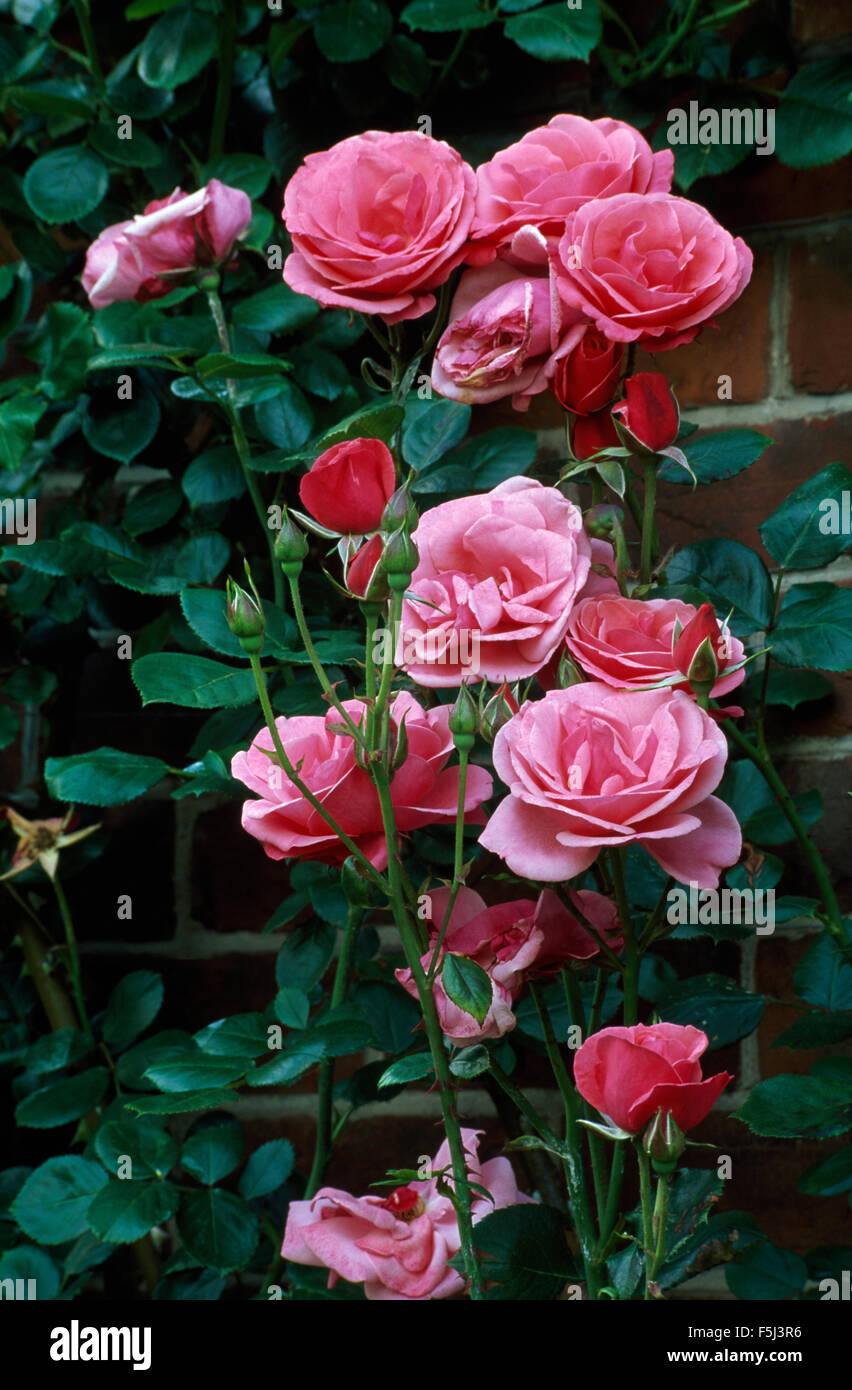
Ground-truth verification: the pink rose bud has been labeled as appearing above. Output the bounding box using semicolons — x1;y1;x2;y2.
672;603;727;686
552;329;623;415
299;437;396;536
574;1023;732;1135
612;372;680;455
82;179;252;309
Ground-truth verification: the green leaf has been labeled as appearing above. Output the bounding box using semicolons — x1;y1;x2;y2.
352;980;420;1053
314;1;393;62
666;539;773;636
3;665;56;705
415;427;537;494
238;1139;295;1199
797;1148;852;1196
11;1157;109;1243
231;284;319;335
289;345;349;401
15;1068;109;1128
115;1028;195;1091
274;986;311;1030
762;668;833;709
196;352;289;381
775;59;852;169
669;128;753;191
94;1118;178;1179
25;1027;90;1076
659;429;772;485
378;1053;435;1089
403;396;470;470
465;1204;572;1299
441;953;492;1025
451;1045;491;1079
180;586;295;660
0;706;19;750
760;463;852;569
203;153;273;199
87;1179;179;1244
177;1189;258;1273
796;934;852;1012
123;1088;238;1115
0;261;32;344
137;4;218;88
181;1121;243;1184
23;145;108;223
726;1241;808;1300
143;1051;250;1093
382;34;431;95
89;123;163;168
735;1074;852;1139
0;397;47;469
28;303;93;401
505;0;601;60
132;653;257;709
254;382;315;451
194;1014;271;1058
181;445;245;508
771;584;852;670
247;1036;326;1087
124;480;183;536
0;1246;60;1299
104;971;164;1051
45;747;169;806
401;0;494;30
657;973;763;1049
772;1013;852;1048
276;923;337;993
82;389;160;463
744;788;822;846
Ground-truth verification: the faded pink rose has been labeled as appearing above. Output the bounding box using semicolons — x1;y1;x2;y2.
397;477;592;687
82;180;252;309
431;227;586;410
565;595;746;699
552;192;752;351
574;1023;732;1134
231;692;492;870
281;1128;534;1300
396;884;622;1045
480;683;741;887
282;130;488;324
472;115;673;249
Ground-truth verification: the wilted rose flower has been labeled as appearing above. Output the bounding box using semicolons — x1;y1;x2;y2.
82;180;252;308
397;477;592;687
282;130;488;324
480;682;741;887
574;1023;732;1134
299;437;396;535
281;1128;534;1300
552;192;752;350
472;115;673;250
231;693;492;870
565;595;746;699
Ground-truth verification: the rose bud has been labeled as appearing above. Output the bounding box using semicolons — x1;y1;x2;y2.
612;372;680;455
569;408;620;461
381;526;419;591
299;437;396;536
642;1109;686;1174
273;508;309;578
672;603;729;693
225;576;265;653
449;682;478;753
552;330;623;415
345;535;387;601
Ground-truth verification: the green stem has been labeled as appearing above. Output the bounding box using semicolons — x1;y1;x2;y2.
562;970;607;1224
650;1173;670;1285
204;288;283;608
487;1057;562;1147
71;0;106;100
52;876;91;1037
247;652;387;894
305;904;361;1197
286;573;364;742
633;0;703;81
209;0;237;161
609;849;639;1024
636;1143;655;1299
530;982;601;1298
639;460;657;586
724;720;850;953
427;747;468;977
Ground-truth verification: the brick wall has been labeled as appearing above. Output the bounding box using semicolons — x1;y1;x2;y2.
5;8;851;1296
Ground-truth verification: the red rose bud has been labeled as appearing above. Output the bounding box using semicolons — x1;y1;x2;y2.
672;603;725;684
345;534;387;600
570;408;620;461
381;1186;425;1221
611;372;680;455
299;437;396;535
553;330;623;415
225;577;265;653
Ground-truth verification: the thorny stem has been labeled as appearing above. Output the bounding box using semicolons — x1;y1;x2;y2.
305;902;362;1197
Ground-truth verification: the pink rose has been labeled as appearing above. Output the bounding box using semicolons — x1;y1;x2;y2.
82;180;252;309
552;192;753;350
574;1023;732;1134
480;683;741;887
431;227;586;410
396;885;621;1045
565;595;746;699
231;692;493;870
282;1128;534;1300
397;477;592;687
282;130;488;325
472;115;673;249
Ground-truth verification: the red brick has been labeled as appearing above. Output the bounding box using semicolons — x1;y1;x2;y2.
790;0;852;45
789;227;852;394
708;155;852;229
